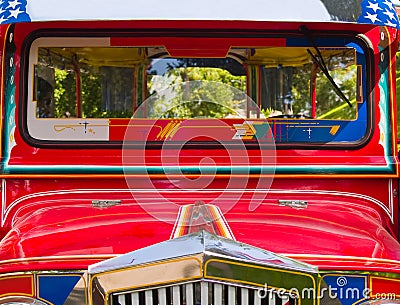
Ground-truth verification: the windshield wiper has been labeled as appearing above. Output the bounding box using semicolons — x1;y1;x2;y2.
299;25;352;108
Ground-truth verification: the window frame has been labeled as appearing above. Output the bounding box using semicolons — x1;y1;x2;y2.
19;28;374;149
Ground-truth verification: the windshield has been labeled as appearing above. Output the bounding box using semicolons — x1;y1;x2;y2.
28;37;367;145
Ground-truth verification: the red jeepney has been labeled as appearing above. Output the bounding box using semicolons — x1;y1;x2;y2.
0;0;400;304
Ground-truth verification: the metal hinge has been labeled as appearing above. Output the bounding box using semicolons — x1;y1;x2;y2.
92;199;121;209
278;199;308;209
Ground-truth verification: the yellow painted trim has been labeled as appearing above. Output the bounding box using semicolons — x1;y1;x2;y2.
285;254;400;266
319;273;368;305
0;25;11;163
36;273;87;305
89;256;203;305
0;173;397;179
0;255;115;267
369;275;400;298
0;274;34;298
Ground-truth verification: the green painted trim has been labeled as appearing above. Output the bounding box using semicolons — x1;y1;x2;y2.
2;162;395;175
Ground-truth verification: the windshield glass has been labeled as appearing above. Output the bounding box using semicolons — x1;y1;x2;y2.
28;37;366;144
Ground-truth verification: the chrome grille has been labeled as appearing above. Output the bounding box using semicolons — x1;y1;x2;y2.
112;282;297;305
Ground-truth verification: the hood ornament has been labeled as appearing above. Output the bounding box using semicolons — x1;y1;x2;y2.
171;200;235;240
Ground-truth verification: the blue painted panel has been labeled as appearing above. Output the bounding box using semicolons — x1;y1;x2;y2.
323;275;368;305
38;275;81;305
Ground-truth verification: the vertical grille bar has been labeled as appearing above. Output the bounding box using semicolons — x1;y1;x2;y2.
201;281;208;305
228;286;236;305
172;285;181;305
241;288;249;305
158;288;167;305
118;295;126;305
145;290;153;305
214;283;223;305
269;291;276;305
253;289;262;305
186;283;194;305
131;292;139;305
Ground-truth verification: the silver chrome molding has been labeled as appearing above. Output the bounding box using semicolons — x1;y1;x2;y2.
88;231;319;305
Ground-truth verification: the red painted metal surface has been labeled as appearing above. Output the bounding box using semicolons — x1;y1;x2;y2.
0;17;398;299
0;21;395;172
0;275;34;297
0;178;398;274
370;276;400;297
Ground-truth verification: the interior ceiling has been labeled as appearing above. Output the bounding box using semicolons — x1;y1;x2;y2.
38;46;354;68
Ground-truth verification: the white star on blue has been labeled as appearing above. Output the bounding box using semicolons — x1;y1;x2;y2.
0;0;29;24
358;0;400;28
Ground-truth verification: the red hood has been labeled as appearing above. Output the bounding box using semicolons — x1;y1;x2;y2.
0;190;399;271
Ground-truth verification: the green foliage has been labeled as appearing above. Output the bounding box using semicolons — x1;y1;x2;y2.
54;67;133;118
290;65;312;114
315;65;357;119
260;107;274;118
81;72;102;118
262;58;357;119
52;52;357;121
147;67;247;118
54;69;76;117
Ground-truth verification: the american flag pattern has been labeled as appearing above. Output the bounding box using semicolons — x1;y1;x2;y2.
0;0;30;24
358;0;400;28
0;0;399;29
